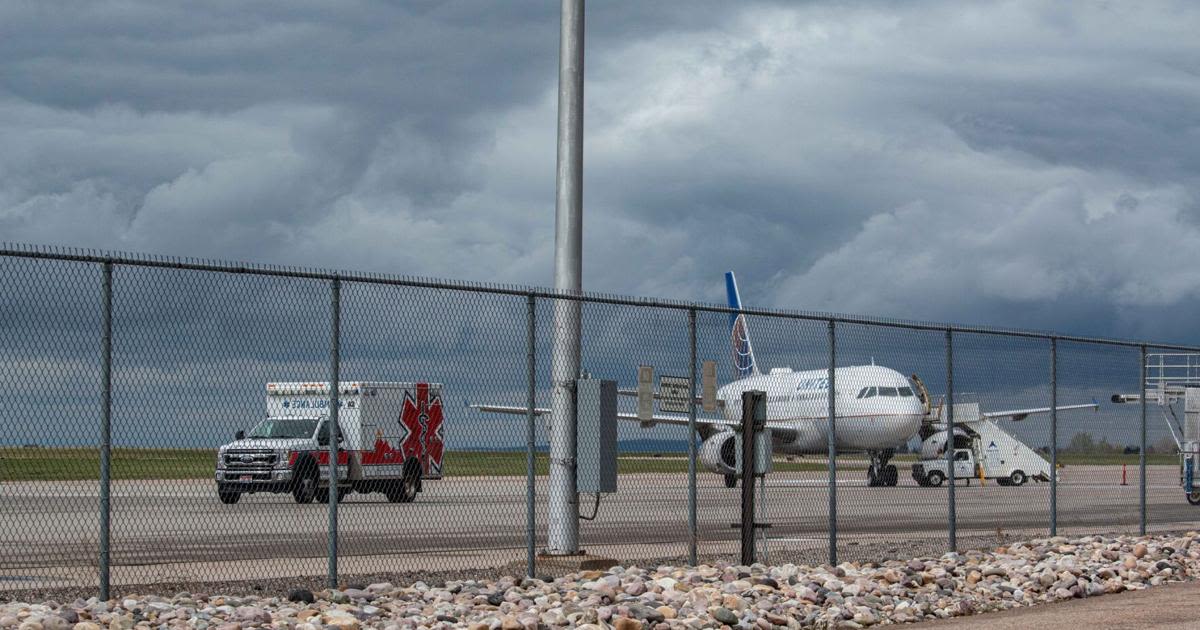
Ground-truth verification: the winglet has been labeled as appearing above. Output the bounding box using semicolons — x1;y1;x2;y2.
725;271;759;379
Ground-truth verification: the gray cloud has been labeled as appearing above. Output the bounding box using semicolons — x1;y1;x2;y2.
2;1;1200;343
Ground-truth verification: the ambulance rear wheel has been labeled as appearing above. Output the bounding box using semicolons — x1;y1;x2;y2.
386;475;419;503
1009;470;1027;487
1187;491;1200;506
724;475;737;488
926;470;946;487
218;490;241;505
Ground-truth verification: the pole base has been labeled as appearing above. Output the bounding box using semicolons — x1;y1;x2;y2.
536;552;618;573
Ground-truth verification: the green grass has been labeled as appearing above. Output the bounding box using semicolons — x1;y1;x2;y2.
0;447;216;481
1053;452;1177;466
0;447;1178;482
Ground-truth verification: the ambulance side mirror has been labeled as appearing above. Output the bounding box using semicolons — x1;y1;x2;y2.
235;430;245;441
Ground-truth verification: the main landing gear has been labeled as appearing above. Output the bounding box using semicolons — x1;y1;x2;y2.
867;449;898;487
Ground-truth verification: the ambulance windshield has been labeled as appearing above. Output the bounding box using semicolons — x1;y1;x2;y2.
247;418;320;439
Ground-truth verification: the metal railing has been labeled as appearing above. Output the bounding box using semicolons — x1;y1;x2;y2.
2;243;1199;598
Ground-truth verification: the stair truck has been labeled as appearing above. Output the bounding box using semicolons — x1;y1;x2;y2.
911;399;1055;487
215;381;444;504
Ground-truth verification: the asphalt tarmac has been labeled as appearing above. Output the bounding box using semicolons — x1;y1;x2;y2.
2;465;1198;590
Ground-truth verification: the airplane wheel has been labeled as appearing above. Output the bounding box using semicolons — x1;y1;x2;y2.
1187;491;1200;506
724;475;737;488
867;468;879;487
1009;470;1027;487
926;471;945;487
884;465;898;487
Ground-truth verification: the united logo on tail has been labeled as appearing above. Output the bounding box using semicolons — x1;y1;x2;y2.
725;271;759;379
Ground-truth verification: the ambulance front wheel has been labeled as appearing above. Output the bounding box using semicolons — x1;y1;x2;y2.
218;490;241;505
1187;491;1200;506
292;470;318;504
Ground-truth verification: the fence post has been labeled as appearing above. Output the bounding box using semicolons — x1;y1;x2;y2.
1140;345;1147;536
1050;337;1057;537
327;277;341;588
687;308;698;566
740;391;764;566
99;261;113;600
946;329;956;553
526;294;537;577
827;320;837;567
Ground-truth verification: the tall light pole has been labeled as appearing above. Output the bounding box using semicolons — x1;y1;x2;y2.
547;0;584;555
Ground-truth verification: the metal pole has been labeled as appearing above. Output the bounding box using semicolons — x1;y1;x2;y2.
547;0;584;556
687;308;698;566
99;261;112;600
758;473;768;565
1140;345;1147;536
946;329;956;553
740;391;762;566
526;295;538;576
827;320;837;566
327;277;341;587
1050;337;1057;536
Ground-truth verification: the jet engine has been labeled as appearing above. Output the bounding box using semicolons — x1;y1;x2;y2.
699;431;737;475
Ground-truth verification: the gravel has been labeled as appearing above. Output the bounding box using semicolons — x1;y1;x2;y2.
4;532;1200;628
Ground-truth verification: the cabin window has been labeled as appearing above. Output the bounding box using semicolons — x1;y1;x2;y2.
898;387;914;397
878;386;899;397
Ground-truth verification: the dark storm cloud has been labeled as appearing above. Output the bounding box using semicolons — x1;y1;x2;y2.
2;1;1200;344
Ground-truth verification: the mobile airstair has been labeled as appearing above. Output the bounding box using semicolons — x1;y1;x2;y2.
1113;353;1200;504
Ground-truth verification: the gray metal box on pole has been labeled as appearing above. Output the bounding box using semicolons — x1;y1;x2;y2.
576;377;617;494
735;429;773;475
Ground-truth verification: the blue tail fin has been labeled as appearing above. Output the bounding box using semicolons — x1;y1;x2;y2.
725;271;759;379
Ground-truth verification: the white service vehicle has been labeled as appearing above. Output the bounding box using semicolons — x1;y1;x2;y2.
215;381;445;505
911;399;1056;486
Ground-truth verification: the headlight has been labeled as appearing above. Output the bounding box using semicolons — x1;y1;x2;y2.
275;450;291;468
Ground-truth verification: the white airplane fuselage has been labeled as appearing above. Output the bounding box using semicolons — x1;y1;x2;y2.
716;364;926;453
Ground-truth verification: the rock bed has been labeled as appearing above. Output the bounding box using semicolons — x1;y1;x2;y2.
2;533;1197;629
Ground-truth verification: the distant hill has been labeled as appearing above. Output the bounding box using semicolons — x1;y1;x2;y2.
473;438;691;454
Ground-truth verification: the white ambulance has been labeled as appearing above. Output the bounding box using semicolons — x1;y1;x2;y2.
215;382;445;504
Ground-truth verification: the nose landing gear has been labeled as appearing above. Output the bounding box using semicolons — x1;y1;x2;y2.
867;449;898;487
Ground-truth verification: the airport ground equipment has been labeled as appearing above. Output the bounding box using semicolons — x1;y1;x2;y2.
912;397;1055;487
1113;353;1200;505
215;381;444;504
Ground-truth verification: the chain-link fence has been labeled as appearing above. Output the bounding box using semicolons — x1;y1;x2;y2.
3;244;1200;598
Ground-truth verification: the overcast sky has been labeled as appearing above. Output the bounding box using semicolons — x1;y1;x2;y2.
3;1;1200;343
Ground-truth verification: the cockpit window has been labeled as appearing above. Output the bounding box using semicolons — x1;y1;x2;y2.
898;387;914;397
857;387;877;399
878;386;899;397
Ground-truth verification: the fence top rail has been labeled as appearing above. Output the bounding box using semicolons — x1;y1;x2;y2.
3;242;1199;352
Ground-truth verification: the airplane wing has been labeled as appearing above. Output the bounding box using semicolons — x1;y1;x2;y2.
470;404;551;416
980;403;1099;422
468;404;797;440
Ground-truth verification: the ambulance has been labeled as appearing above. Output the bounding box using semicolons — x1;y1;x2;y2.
214;382;445;504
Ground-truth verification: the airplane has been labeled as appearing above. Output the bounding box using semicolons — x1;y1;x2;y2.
475;272;1096;488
